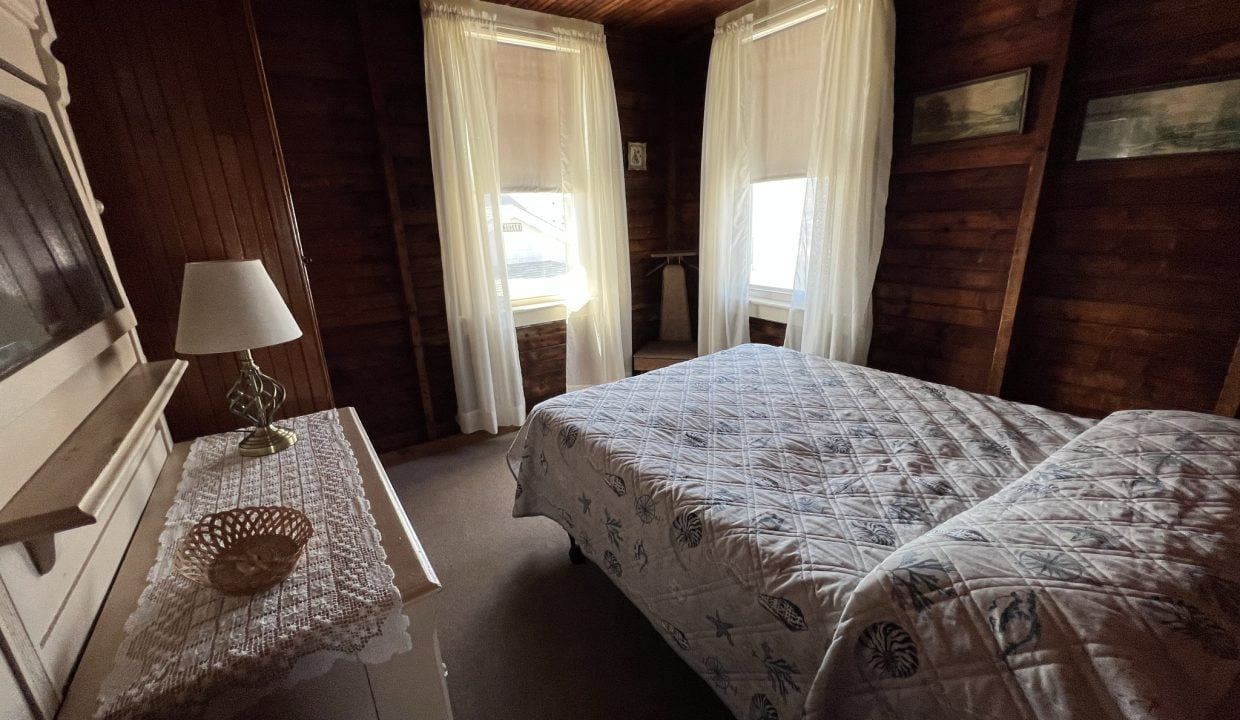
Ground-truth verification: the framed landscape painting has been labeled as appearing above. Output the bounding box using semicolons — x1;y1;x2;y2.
911;68;1030;146
1076;76;1240;160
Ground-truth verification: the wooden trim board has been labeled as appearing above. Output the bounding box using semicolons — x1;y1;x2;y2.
0;359;185;547
986;0;1079;395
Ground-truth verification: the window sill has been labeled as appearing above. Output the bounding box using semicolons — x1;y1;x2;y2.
749;287;790;324
513;300;566;328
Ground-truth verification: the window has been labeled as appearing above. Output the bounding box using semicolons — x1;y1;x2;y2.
745;10;825;302
495;39;567;308
500;191;571;302
749;177;807;293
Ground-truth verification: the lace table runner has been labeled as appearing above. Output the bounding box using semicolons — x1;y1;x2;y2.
96;409;411;720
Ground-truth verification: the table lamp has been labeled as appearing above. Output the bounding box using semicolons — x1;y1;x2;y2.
175;260;303;457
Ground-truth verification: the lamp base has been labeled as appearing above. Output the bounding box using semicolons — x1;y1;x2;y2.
238;424;298;457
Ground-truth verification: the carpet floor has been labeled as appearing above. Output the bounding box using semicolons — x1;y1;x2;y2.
386;434;735;720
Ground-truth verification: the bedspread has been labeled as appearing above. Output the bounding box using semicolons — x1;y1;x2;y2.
508;344;1091;719
807;409;1240;719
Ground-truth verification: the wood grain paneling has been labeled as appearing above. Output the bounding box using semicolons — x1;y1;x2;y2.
1003;0;1240;417
253;1;677;449
49;0;334;441
518;321;567;411
611;31;675;353
498;0;746;30
867;0;1076;394
252;0;451;452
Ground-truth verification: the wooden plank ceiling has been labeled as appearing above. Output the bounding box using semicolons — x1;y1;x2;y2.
496;0;746;29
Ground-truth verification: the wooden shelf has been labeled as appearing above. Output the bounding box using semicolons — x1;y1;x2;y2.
0;359;186;548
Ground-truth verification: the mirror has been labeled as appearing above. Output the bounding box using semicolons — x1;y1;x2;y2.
0;98;119;379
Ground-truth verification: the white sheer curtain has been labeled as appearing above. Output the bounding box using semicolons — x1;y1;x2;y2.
698;15;754;355
699;0;894;363
423;1;526;433
557;28;633;390
785;0;895;363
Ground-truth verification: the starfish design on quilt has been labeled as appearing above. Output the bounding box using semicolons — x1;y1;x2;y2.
988;590;1041;658
707;610;735;646
756;641;800;699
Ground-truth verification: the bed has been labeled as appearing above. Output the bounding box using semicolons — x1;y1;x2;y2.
508;344;1240;719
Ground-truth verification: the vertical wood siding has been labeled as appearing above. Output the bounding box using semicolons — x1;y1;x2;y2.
251;0;675;448
48;0;334;441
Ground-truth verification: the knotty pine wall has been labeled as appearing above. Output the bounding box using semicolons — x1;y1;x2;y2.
48;0;335;442
867;0;1077;395
732;0;1240;419
251;0;674;449
1004;0;1240;418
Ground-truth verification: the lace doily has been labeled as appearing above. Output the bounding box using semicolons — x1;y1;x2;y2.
95;409;411;719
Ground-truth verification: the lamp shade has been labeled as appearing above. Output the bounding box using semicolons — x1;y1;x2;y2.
175;260;302;355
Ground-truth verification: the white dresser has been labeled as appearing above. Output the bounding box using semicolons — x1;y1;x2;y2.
56;408;453;720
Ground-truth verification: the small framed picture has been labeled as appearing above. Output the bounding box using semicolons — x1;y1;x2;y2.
911;68;1031;146
1076;76;1240;160
627;141;647;171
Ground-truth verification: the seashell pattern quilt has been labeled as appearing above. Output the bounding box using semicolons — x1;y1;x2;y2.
508;344;1240;718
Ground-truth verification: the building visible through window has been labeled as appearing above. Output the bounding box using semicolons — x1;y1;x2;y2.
499;191;570;301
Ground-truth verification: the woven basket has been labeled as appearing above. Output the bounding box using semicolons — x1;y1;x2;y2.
175;506;313;596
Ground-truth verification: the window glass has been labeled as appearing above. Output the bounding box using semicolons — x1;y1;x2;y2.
500;191;570;301
749;177;807;292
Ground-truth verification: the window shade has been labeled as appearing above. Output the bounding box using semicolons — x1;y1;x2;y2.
496;41;561;192
753;13;825;181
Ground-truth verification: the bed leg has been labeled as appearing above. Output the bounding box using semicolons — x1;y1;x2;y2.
567;534;586;565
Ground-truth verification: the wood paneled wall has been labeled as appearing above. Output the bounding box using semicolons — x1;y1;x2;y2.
48;0;334;441
674;0;1239;419
251;0;452;452
252;0;675;448
612;31;675;353
1004;0;1240;417
867;0;1076;394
